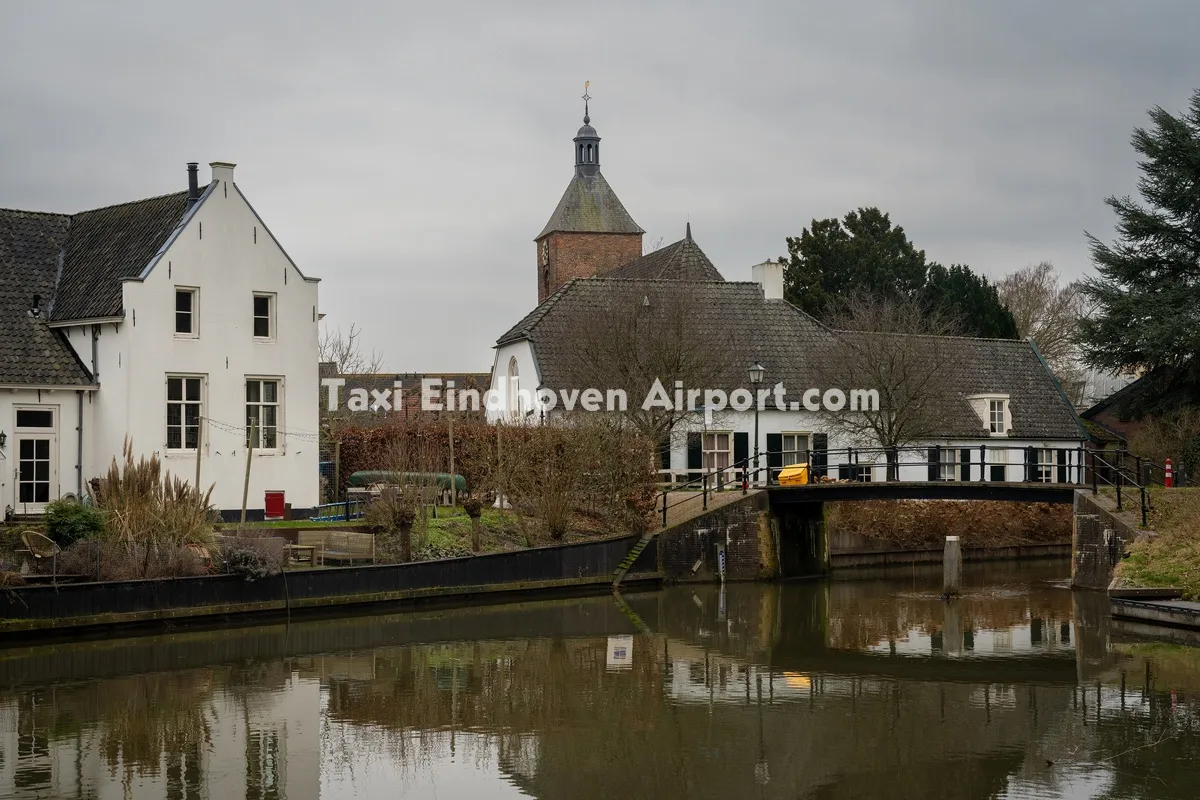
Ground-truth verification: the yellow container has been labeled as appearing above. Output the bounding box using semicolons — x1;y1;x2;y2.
777;463;809;486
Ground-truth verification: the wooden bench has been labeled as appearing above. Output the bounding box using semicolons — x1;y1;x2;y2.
297;530;375;566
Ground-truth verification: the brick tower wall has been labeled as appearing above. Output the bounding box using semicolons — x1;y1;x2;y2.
537;231;643;304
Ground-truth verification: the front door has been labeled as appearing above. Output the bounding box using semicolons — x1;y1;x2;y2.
13;407;58;514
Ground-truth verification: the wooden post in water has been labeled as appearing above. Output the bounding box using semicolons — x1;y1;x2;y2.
943;535;962;597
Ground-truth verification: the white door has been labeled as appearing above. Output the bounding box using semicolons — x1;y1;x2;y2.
13;407;58;514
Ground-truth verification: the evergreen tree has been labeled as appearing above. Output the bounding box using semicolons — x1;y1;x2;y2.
1080;90;1200;397
782;207;1018;339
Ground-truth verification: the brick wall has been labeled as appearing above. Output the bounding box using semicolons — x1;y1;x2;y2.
1072;491;1140;590
658;493;778;582
536;231;643;303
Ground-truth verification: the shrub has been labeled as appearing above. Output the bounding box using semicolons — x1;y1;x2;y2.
365;487;417;533
43;498;106;546
224;546;275;582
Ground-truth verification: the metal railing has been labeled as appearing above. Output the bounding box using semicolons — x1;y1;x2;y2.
656;443;1094;528
1088;449;1154;527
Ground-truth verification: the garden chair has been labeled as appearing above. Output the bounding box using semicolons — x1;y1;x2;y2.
17;531;60;580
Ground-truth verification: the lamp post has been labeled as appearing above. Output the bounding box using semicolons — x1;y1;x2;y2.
748;363;765;486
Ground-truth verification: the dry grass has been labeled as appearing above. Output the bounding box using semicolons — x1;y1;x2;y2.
826;499;1072;548
1116;488;1200;598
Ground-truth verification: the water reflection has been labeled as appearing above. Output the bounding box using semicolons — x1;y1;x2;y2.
1;561;1198;798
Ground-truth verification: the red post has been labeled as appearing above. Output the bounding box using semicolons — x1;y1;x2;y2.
1165;458;1174;488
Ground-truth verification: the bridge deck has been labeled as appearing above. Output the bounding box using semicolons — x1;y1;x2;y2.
767;481;1080;505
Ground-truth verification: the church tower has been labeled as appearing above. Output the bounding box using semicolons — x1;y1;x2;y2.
535;89;644;303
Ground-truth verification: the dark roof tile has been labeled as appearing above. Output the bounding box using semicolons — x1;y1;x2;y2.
536;172;643;239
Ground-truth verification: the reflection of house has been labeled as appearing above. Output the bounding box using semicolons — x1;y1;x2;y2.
487;104;1086;484
1;162;320;516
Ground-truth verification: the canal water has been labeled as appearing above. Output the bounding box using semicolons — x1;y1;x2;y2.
2;560;1199;799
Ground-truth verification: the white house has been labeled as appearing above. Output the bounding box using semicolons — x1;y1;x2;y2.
487;234;1088;485
0;162;320;517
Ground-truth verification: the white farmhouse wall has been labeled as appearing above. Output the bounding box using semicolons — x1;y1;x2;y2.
486;340;542;424
0;387;94;514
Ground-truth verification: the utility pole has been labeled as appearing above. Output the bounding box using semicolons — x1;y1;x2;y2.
448;414;457;510
241;417;258;525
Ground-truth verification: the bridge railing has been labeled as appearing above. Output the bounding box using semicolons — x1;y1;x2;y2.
1087;449;1152;527
656;443;1092;528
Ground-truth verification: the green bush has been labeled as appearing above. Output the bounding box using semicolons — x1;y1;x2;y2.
44;498;106;546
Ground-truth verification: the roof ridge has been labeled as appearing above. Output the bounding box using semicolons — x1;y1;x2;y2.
830;328;1033;345
69;189;191;217
0;207;71;220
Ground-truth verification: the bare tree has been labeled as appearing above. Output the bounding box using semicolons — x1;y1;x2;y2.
319;322;384;374
816;294;963;479
560;281;734;444
997;262;1086;400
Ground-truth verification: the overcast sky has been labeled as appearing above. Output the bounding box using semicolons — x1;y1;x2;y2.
2;1;1198;372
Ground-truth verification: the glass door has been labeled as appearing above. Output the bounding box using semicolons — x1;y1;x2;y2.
13;406;57;514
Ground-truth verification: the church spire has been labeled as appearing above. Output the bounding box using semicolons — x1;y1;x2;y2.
574;81;600;178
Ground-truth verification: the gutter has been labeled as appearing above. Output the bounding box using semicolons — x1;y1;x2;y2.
77;391;84;496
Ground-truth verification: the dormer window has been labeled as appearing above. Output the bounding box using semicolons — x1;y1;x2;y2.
989;399;1006;434
175;288;198;337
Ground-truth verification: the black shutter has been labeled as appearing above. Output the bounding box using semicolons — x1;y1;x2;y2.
1056;449;1068;484
960;449;972;482
658;434;671;472
928;447;940;482
1024;447;1035;482
766;433;783;483
687;432;702;482
734;432;749;470
812;433;828;478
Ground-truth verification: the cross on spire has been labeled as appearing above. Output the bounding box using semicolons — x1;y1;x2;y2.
582;80;591;124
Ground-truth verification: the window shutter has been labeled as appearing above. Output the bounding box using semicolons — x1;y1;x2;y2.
766;433;783;482
928;448;939;482
812;433;828;478
960;449;972;482
658;434;671;472
734;432;749;469
687;432;702;481
1024;447;1035;482
1056;449;1068;484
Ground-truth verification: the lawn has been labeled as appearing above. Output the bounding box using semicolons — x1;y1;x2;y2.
1115;487;1200;598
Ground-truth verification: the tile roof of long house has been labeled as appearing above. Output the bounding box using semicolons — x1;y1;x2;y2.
494;277;1084;440
1;190;196;385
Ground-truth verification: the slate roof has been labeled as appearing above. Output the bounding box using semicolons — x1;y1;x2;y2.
495;279;1083;440
0;209;92;385
536;172;644;239
53;191;192;320
603;229;724;282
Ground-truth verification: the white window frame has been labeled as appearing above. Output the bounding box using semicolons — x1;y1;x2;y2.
988;399;1008;435
175;287;199;338
939;448;959;481
13;406;58;509
781;432;810;466
1035;449;1055;483
702;431;732;475
166;374;205;452
252;292;276;341
246;377;283;453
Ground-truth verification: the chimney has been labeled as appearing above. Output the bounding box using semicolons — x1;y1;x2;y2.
187;162;199;203
209;161;236;186
752;260;784;300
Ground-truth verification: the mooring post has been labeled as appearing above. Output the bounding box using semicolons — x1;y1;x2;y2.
943;535;962;598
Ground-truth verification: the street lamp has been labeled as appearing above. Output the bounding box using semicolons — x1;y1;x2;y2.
748;363;765;485
0;430;6;449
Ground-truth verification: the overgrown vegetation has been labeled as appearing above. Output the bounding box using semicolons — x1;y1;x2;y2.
1115;488;1200;598
1127;407;1200;481
826;500;1072;548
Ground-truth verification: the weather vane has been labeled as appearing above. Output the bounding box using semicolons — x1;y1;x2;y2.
582;80;591;122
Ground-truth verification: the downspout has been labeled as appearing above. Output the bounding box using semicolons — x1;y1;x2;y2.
77;391;84;497
91;325;99;381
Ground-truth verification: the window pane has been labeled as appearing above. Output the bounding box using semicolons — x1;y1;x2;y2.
185;424;198;450
263;381;278;403
254;317;271;338
35;439;49;459
35;484;49;503
184;404;200;427
176;311;191;334
167;378;182;401
262;428;277;449
19;484;33;503
716;434;729;450
35;461;49;482
167;405;181;427
19;460;32;481
185;378;201;402
19;439;33;458
254;295;269;316
247;381;260;402
176;291;192;313
703;434;715;449
262;405;277;428
16;410;54;428
167;428;181;449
